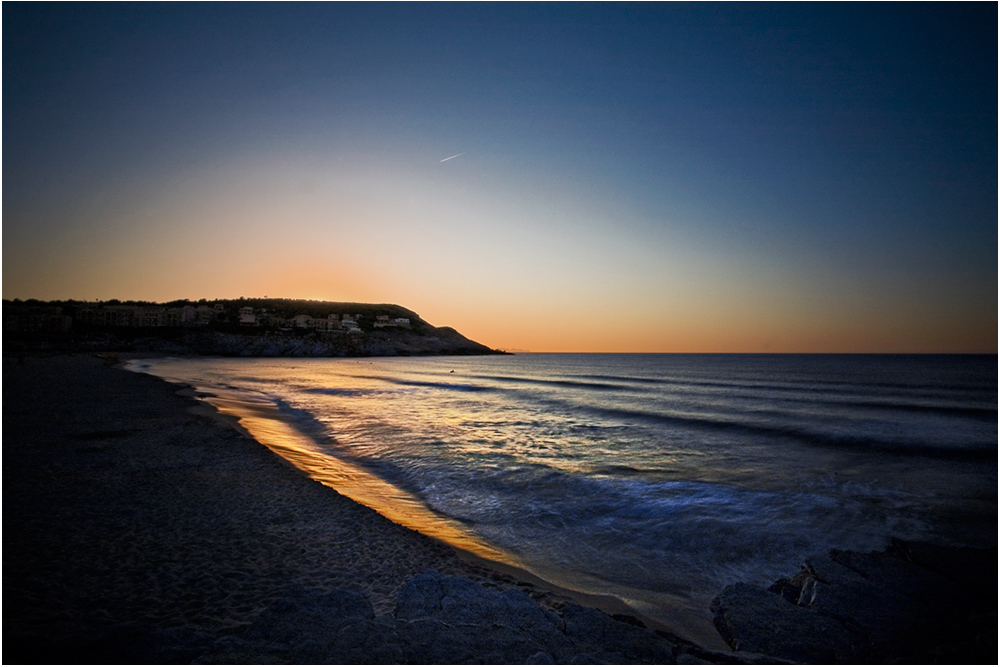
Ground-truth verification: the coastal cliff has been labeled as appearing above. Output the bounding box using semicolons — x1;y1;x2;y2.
3;298;504;357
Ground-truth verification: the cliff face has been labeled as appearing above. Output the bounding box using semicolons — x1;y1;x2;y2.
3;299;506;357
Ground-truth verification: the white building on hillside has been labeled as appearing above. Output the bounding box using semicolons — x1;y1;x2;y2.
238;307;258;326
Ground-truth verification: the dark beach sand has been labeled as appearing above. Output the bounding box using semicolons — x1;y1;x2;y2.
3;355;522;662
7;355;993;665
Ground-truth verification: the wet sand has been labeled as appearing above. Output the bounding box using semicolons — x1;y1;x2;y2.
3;355;520;661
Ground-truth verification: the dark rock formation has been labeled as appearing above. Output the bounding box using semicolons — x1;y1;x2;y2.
22;531;992;663
234;586;403;664
28;547;991;665
188;570;692;664
560;603;677;664
711;538;997;664
394;571;574;663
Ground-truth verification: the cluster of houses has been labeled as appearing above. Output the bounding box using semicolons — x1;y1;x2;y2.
3;305;75;333
236;308;410;332
238;307;364;333
4;302;411;334
4;303;222;332
72;303;222;328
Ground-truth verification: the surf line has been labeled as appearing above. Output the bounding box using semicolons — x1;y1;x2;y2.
186;384;520;565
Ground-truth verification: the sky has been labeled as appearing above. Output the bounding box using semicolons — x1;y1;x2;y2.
4;3;996;353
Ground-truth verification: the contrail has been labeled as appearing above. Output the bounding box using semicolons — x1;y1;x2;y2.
440;153;464;162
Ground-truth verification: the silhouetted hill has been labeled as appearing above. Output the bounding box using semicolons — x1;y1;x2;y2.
2;298;506;357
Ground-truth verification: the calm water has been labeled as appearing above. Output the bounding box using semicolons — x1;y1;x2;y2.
129;354;997;645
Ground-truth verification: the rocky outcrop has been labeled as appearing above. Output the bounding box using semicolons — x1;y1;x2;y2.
24;543;991;665
20;530;993;664
711;538;997;664
186;571;701;664
206;585;402;664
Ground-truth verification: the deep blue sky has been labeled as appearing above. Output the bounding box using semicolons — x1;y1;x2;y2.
4;3;996;351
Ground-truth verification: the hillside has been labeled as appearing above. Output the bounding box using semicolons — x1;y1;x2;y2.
3;298;505;357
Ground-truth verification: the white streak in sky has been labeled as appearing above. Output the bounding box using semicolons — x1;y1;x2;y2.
440;153;464;162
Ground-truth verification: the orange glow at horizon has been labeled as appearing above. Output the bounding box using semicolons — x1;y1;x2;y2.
4;153;995;355
4;4;995;357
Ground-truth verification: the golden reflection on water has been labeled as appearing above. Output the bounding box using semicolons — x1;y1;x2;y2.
202;391;521;568
201;390;734;645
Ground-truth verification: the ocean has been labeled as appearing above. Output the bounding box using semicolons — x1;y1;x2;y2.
128;353;997;645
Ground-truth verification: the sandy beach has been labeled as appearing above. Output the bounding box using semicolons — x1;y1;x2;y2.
7;355;725;665
6;354;993;665
3;355;524;662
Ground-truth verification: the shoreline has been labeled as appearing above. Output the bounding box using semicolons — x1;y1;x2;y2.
7;353;992;663
1;356;523;654
3;353;723;663
130;356;723;648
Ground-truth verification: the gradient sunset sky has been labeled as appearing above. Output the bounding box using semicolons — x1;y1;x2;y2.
4;3;996;352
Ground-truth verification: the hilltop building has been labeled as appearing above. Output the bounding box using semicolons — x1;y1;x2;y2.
238;307;258;326
374;315;410;328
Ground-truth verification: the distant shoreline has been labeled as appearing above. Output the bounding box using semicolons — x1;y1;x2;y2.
3;297;507;357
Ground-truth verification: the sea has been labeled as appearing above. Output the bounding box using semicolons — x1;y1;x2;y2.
128;353;997;646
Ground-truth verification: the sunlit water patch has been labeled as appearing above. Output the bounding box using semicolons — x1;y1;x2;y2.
129;354;997;647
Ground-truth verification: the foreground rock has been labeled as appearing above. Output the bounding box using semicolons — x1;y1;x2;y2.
711;538;997;664
21;537;993;664
194;571;712;664
17;572;729;664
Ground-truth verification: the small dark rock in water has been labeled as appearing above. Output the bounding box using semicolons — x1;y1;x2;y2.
710;538;997;664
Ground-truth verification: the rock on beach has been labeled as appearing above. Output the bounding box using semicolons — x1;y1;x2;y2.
711;539;997;664
195;571;691;665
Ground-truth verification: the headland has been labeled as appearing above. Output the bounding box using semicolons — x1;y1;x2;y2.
2;298;506;357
